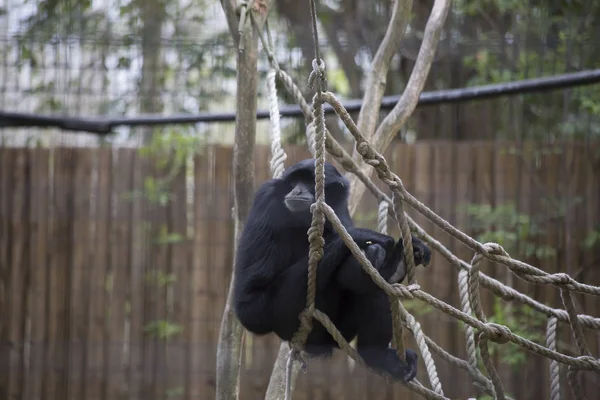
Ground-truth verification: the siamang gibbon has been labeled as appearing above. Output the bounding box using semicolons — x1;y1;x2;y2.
233;159;431;383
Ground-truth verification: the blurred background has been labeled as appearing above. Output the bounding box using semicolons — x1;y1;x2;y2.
1;0;599;399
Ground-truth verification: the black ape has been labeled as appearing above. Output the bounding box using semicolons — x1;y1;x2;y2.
233;159;431;383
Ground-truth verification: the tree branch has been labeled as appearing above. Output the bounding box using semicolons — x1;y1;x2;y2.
264;344;302;400
355;0;414;141
347;0;451;214
216;2;276;400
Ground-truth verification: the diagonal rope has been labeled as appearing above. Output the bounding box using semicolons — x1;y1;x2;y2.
561;289;590;399
252;5;600;400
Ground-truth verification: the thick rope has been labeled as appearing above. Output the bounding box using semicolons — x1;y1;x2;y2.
399;302;444;396
468;246;506;399
561;289;591;357
561;288;589;399
266;69;287;178
289;97;327;349
378;200;389;234
254;26;600;335
391;298;407;361
321;91;600;295
478;332;506;400
458;269;479;372
252;10;600;400
546;317;561;400
392;192;417;285
290;0;329;353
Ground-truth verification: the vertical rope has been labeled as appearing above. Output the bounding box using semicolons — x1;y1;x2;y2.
400;303;444;396
478;334;505;400
378;200;389;235
458;269;479;372
390;299;406;362
391;192;417;284
546;317;561;400
267;69;287;179
289;97;327;349
469;246;506;399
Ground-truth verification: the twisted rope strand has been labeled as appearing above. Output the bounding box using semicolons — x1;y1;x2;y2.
399;302;444;396
266;69;287;178
260;36;600;335
254;17;600;399
458;269;478;368
546;317;561;400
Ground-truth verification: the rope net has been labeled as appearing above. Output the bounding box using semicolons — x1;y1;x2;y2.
255;8;600;400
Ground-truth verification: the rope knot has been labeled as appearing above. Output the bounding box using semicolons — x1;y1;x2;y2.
551;272;572;285
485;323;511;344
392;283;420;299
309;201;324;214
357;141;370;156
407;283;421;292
386;179;400;190
480;242;509;258
308;59;327;92
574;355;599;370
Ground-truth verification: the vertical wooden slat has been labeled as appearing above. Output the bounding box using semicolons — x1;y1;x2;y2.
579;143;598;399
432;140;465;397
202;145;219;396
5;149;30;400
150;153;171;400
453;141;477;398
82;148;110;400
391;142;416;400
0;148;13;400
67;148;93;400
210;146;235;393
165;156;189;399
513;141;536;400
410;141;434;397
23;148;50;400
474;142;496;313
583;142;600;399
44;147;75;400
190;146;212;399
5;142;600;400
128;149;149;400
544;144;562;400
135;151;162;400
105;148;133;399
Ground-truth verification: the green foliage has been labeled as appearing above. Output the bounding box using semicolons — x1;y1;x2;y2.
456;0;600;140
124;129;201;342
139;127;203;169
155;225;185;245
146;268;177;288
486;299;546;368
124;128;203;205
143;320;184;339
583;228;600;250
463;201;553;368
463;202;556;260
165;386;185;398
402;299;434;317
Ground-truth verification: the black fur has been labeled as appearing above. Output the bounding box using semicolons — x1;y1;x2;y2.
233;159;430;382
